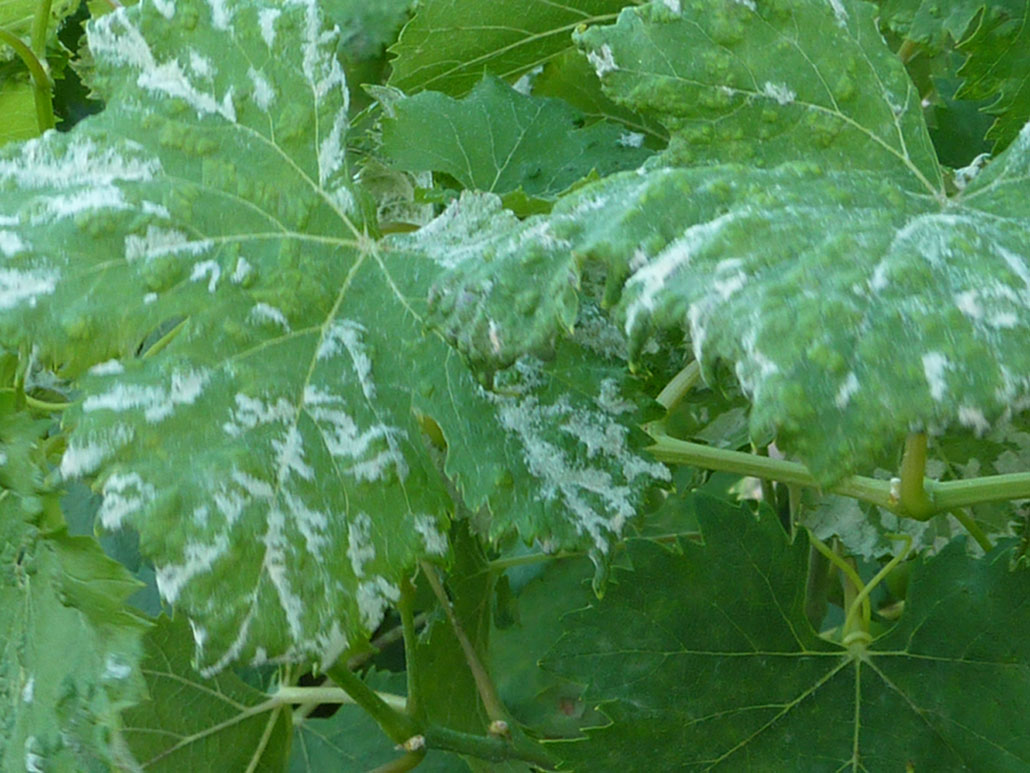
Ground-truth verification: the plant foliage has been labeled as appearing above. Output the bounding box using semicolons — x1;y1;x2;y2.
1;0;1030;770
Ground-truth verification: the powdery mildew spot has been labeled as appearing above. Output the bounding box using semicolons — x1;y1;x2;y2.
827;0;848;26
835;371;859;408
0;136;160;189
414;515;448;555
207;0;232;30
347;512;375;577
922;352;950;402
617;132;646;148
0;231;24;256
248;302;291;331
83;368;209;422
356;577;400;630
40;186;131;222
60;424;133;478
125;226;212;262
587;44;618;78
761;81;796;105
272;424;314;481
249;67;275;111
155;533;230;604
958;405;990;434
0;268;58;309
232;256;253;283
99;472;155;529
258;8;280;48
318;319;377;400
151;0;174;20
661;0;681;13
190;259;221;291
188;50;214;78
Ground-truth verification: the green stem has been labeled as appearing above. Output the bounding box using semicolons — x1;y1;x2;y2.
950;509;993;553
656;360;701;411
648;431;895;511
325;662;421;746
930;473;1030;511
398;576;422;721
0;27;54;132
809;535;870;631
843;534;912;639
898;433;934;520
419;561;509;725
30;0;52;58
24;393;71;412
141;318;188;359
423;726;555;769
896;38;919;64
487;550;583;571
272;685;406;711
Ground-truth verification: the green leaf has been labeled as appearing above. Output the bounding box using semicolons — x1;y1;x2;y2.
544;495;1030;769
957;0;1030;151
380;75;652;209
574;0;942;188
0;79;37;145
0;0;81;58
388;0;634;96
1;513;148;772
121;615;290;771
879;0;984;48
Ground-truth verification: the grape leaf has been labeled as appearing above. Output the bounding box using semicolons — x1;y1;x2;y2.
0;80;36;145
0;0;669;673
544;495;1030;770
387;0;635;96
417;0;1030;483
957;0;1030;151
1;510;148;772
879;0;984;48
0;0;80;60
573;0;943;185
380;75;652;210
121;615;290;771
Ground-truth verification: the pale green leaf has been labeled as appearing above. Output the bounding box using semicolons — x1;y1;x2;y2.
574;0;943;188
121;615;290;772
0;80;37;145
0;0;80;59
545;495;1030;770
387;0;635;96
380;75;652;206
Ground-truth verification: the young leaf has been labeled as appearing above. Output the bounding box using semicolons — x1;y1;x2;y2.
121;615;290;771
544;495;1030;769
387;0;634;96
957;0;1030;151
380;75;652;211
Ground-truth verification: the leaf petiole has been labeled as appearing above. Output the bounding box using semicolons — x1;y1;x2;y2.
809;534;870;632
842;533;912;642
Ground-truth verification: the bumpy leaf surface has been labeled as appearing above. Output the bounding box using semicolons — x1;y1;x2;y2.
380;75;652;207
121;616;290;771
420;0;1030;482
545;496;1030;770
1;511;148;772
0;0;667;673
387;0;635;95
958;0;1030;150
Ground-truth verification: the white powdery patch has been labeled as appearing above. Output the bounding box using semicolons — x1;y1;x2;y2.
624;211;739;336
512;65;544;95
318;319;377;400
356;577;400;630
272;425;314;481
207;0;232;30
303;385;409;482
40;186;130;221
223;393;295;437
617;132;646;148
25;739;43;773
0;136;160;189
88;11;236;122
712;258;748;300
835;371;860;409
0;268;58;310
954;290;982;320
190;259;221;292
733;0;757;10
89;359;124;376
827;0;848;26
954;152;991;191
83;368;209;423
922;351;950;402
125;226;212;263
102;654;133;680
248;302;291;331
315;620;349;670
99;472;156;529
188;50;214;78
21;677;33;704
155;533;230;604
490;377;669;553
0;231;24;257
587;44;618;78
319;111;349;194
414;515;448;556
596;378;635;414
958;405;991;434
259;8;281;47
280;490;329;553
60;424;133;478
661;0;681;12
347;512;376;577
998;246;1030;289
263;505;307;641
249;67;275;111
761;81;796;105
151;0;174;19
232;257;253;283
296;0;347;106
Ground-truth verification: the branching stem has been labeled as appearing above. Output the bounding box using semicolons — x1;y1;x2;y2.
325;662;420;746
0;27;54;131
809;534;870;630
656;359;701;410
899;433;934;520
949;509;992;553
843;534;912;637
